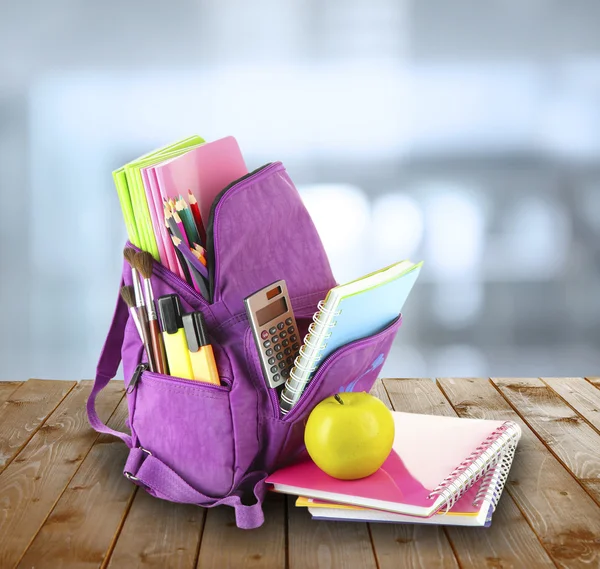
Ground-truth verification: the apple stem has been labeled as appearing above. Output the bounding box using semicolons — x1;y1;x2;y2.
334;393;344;405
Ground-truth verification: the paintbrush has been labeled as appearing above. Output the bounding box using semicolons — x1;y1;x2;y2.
134;251;169;375
124;247;156;372
120;285;143;341
123;247;143;307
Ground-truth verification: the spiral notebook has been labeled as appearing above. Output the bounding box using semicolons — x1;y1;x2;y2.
266;411;521;518
281;260;423;411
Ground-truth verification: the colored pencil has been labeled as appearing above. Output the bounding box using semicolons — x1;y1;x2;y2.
171;236;210;300
172;210;190;249
188;190;207;245
176;197;201;245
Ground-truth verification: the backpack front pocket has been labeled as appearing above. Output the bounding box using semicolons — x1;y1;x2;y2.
128;371;235;499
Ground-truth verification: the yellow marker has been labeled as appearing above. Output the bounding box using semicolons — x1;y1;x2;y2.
182;312;221;385
157;295;194;380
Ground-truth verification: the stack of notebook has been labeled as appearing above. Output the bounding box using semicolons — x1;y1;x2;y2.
266;411;521;526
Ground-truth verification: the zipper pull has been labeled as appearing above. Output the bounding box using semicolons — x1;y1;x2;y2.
127;363;148;394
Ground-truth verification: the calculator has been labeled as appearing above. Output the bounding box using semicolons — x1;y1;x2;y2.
244;280;301;389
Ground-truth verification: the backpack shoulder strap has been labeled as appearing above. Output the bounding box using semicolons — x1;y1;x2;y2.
86;281;132;447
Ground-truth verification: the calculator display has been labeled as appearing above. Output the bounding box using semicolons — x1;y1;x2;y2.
256;297;288;326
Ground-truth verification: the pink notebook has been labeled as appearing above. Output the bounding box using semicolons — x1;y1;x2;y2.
154;136;248;228
267;411;521;518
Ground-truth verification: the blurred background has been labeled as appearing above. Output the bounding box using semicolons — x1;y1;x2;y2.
1;0;600;381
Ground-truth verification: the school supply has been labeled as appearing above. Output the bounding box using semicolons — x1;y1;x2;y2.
157;294;194;380
187;190;207;244
114;136;204;260
296;495;493;527
89;160;407;529
170;236;209;280
244;280;301;389
124;247;156;372
182;311;221;385
267;411;521;518
119;285;143;341
280;260;423;415
134;252;169;375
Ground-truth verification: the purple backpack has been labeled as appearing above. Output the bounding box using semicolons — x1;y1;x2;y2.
87;162;402;529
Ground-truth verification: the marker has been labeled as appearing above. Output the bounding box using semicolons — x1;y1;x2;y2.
182;311;221;386
157;294;194;380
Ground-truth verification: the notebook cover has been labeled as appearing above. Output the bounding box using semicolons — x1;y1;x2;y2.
153;136;248;224
267;411;508;517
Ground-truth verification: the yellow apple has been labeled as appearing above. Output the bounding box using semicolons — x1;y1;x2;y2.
304;392;395;480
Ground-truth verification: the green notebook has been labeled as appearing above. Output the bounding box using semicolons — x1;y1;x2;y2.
113;135;205;259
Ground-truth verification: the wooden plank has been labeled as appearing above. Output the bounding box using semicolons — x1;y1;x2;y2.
0;380;124;569
370;523;459;569
439;377;600;569
370;378;393;409
288;495;377;569
586;377;600;389
543;377;600;434
581;481;600;507
197;492;286;569
108;491;205;569
0;381;22;407
384;378;555;569
0;379;76;474
17;397;134;569
494;377;600;480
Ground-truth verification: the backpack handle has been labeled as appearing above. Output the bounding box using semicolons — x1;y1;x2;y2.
86;280;133;447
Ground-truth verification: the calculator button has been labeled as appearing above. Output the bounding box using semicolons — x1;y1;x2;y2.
279;362;286;369
266;348;273;356
272;373;280;382
277;322;285;330
261;330;269;340
287;356;294;365
282;369;289;378
280;331;287;339
263;340;271;348
269;326;277;335
292;343;299;350
268;357;275;365
287;327;294;334
285;318;292;325
270;366;278;373
282;339;289;347
284;347;291;355
271;336;279;343
277;353;284;361
274;344;282;352
290;335;297;342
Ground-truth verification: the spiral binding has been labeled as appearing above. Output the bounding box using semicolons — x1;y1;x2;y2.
427;421;522;513
279;300;341;413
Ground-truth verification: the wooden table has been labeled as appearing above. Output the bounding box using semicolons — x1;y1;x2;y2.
1;378;600;568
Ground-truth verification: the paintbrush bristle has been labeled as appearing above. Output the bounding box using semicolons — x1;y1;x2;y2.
134;251;155;280
120;285;136;308
123;247;138;267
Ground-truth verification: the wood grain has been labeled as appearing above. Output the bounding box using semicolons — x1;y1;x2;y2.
0;380;124;569
494;377;600;480
586;377;600;389
196;492;286;569
17;397;133;569
543;377;600;433
288;493;377;569
370;523;459;569
370;378;393;409
0;379;76;474
108;490;205;569
439;377;600;568
0;381;22;407
383;378;555;569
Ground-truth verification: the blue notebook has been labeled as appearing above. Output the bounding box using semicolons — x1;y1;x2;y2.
289;260;423;386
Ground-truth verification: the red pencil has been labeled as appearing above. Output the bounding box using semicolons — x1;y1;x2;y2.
188;190;207;245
